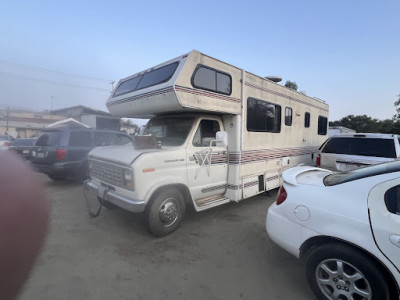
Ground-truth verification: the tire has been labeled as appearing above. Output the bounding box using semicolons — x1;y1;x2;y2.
145;188;186;237
76;163;89;183
48;174;64;180
305;243;390;300
101;200;116;209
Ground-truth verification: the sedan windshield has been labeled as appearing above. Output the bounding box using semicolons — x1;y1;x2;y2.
324;161;400;186
143;117;194;147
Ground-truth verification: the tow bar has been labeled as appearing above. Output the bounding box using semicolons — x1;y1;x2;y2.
83;180;103;218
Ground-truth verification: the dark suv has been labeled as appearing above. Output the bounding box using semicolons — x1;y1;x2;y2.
30;128;132;181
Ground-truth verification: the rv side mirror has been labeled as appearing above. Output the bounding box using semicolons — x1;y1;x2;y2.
216;131;228;147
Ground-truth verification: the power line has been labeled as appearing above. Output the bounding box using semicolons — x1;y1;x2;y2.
0;59;114;83
0;70;110;92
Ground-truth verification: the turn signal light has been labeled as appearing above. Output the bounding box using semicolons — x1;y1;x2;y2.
276;186;287;205
56;149;66;161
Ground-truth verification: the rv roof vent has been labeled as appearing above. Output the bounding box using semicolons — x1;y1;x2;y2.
265;76;282;83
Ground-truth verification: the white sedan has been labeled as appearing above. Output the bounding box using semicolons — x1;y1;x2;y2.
267;162;400;300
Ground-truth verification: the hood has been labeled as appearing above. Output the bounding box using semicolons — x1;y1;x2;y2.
88;144;159;165
282;165;332;186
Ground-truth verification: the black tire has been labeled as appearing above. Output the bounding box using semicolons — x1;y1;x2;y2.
305;243;390;300
101;200;116;209
48;174;64;180
76;163;89;183
145;188;186;237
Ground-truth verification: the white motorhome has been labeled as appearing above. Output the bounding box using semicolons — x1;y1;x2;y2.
84;50;329;236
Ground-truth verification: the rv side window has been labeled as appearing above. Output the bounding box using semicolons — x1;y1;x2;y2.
193;120;221;147
318;116;328;135
305;112;310;128
113;62;179;97
247;98;281;133
285;107;292;126
191;65;232;95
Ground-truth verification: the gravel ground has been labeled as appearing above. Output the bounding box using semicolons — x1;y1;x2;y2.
19;174;315;300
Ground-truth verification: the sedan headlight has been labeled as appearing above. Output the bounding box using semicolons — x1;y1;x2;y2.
123;168;134;190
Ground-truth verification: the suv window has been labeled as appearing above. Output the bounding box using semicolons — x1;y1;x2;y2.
94;132;115;146
69;131;92;147
322;137;396;158
36;131;63;146
94;132;132;146
113;134;132;145
11;139;35;146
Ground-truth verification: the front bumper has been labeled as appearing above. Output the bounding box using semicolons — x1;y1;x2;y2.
83;180;146;213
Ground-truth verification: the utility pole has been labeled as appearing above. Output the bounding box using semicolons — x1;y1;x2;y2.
50;96;54;112
6;106;9;133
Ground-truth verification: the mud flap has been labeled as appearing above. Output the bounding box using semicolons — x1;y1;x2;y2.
83;180;103;218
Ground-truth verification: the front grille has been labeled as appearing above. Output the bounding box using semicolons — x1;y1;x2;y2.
90;159;127;187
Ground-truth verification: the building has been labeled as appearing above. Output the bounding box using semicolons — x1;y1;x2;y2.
0;107;64;138
51;105;121;131
0;105;122;138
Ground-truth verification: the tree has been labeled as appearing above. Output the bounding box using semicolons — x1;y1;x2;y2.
284;81;298;91
120;119;139;134
330;115;380;133
393;94;400;121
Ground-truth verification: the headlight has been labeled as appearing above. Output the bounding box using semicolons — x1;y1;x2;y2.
123;169;134;190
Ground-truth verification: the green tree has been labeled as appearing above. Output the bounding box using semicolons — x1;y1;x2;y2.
393;94;400;121
330;115;380;133
284;81;298;91
120;119;139;133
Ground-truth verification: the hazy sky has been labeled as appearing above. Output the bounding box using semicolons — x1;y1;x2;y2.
0;0;399;121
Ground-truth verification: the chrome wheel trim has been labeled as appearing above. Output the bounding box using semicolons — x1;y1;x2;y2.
315;258;372;300
158;197;179;227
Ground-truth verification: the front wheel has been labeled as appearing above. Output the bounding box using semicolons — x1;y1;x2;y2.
305;243;390;300
145;188;186;237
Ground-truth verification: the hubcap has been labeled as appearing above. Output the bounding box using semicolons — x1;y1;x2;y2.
158;198;179;227
315;259;371;300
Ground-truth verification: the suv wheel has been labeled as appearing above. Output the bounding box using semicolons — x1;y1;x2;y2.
77;163;89;183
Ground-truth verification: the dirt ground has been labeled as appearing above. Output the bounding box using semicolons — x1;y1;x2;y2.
19;174;315;300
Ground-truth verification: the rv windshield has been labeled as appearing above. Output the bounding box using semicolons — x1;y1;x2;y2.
143;117;194;147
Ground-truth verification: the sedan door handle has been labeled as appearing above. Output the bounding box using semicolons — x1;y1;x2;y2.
389;235;400;248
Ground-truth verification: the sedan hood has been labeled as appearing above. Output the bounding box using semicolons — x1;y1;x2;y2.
283;165;332;186
88;144;158;165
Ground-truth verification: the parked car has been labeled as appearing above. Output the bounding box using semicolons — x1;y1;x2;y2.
0;134;13;149
9;138;36;159
266;162;400;300
30;128;133;181
315;133;400;171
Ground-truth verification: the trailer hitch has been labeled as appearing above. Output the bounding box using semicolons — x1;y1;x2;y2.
83;180;103;218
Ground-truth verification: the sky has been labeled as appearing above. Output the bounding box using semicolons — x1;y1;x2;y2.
0;0;399;122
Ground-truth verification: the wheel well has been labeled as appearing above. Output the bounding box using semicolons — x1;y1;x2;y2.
149;184;194;208
300;236;399;299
